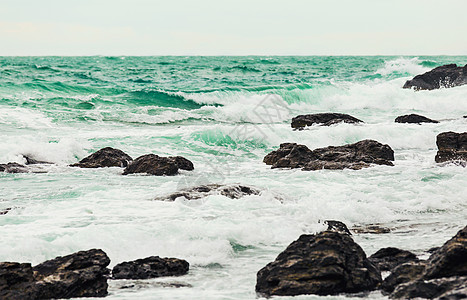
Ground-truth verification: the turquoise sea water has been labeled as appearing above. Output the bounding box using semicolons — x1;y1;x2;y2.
1;56;467;299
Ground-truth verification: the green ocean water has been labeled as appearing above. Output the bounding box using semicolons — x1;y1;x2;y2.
1;56;467;299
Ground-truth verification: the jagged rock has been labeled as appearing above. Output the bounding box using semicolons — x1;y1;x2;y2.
0;163;28;173
403;64;467;90
369;247;418;272
22;155;53;165
155;184;261;201
255;231;382;297
390;276;467;299
425;225;467;279
123;154;194;176
264;140;394;171
352;224;392;234
435;132;467;164
70;147;133;168
395;114;439;124
291;113;363;129
112;256;189;279
381;261;427;293
323;220;352;235
0;262;38;300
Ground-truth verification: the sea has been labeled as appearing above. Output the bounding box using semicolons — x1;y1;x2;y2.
1;56;466;299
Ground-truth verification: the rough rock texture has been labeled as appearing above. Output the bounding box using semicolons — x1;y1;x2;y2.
323;220;352;235
291;113;363;129
0;163;29;173
352;225;392;234
155;184;261;201
23;156;53;165
263;140;394;171
403;64;467;90
424;225;467;279
382;261;427;294
390;276;467;299
369;247;419;272
70;147;133;168
0;249;110;299
395;114;439;124
255;231;382;297
435;132;467;163
122;154;194;176
112;256;189;279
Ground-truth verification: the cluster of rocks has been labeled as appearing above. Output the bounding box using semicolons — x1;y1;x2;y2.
255;224;467;299
0;249;189;299
155;183;261;201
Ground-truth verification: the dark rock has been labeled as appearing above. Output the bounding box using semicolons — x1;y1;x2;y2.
155;184;261;201
0;163;28;173
438;285;467;299
23;155;53;165
323;220;352;235
0;262;38;300
291;113;363;129
395;114;439;124
425;225;467;279
403;64;467;90
122;154;194;176
264;140;394;171
70;147;133;168
435;132;467;164
33;249;110;299
255;231;382;297
0;208;12;215
390;276;467;299
381;261;427;293
428;247;441;254
112;256;189;279
352;225;392;234
369;247;418;272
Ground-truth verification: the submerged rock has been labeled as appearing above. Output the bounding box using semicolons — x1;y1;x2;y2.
112;256;189;279
395;114;439;124
403;64;467;90
352;224;392;234
369;247;418;272
0;163;29;173
263;140;394;171
70;147;133;168
122;154;194;176
255;231;382;297
390;276;467;299
0;208;12;215
23;155;53;165
435;132;467;164
291;113;363;129
155;184;261;201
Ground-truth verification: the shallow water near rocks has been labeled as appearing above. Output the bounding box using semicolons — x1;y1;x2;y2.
1;56;466;299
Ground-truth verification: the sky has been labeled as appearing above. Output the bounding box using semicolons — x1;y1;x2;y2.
0;0;466;56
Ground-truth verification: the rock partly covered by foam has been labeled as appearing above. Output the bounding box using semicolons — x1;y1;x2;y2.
0;249;111;299
435;132;467;164
403;64;467;90
0;163;29;173
291;113;363;129
369;247;418;272
395;114;439;124
155;184;261;201
71;147;133;168
255;231;382;297
263;140;394;171
112;256;189;279
122;154;194;176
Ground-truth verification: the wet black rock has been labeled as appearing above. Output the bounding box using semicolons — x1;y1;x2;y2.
403;64;467;90
323;220;352;235
122;154;194;176
390;276;467;299
381;261;427;294
395;114;439;124
369;247;418;272
264;140;394;171
435;132;467;164
291;113;363;129
70;147;133;168
23;155;53;165
255;231;382;297
0;262;38;300
112;256;189;279
0;208;12;215
155;184;261;201
0;163;29;173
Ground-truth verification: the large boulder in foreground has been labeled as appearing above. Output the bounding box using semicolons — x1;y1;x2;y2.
435;132;467;164
0;249;110;299
255;231;382;297
123;154;194;176
395;114;439;124
403;64;467;90
369;247;419;272
381;261;427;293
112;256;189;279
155;184;261;201
291;113;363;129
264;140;394;171
70;147;133;168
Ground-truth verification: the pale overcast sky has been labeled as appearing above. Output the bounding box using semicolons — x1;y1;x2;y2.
0;0;466;56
